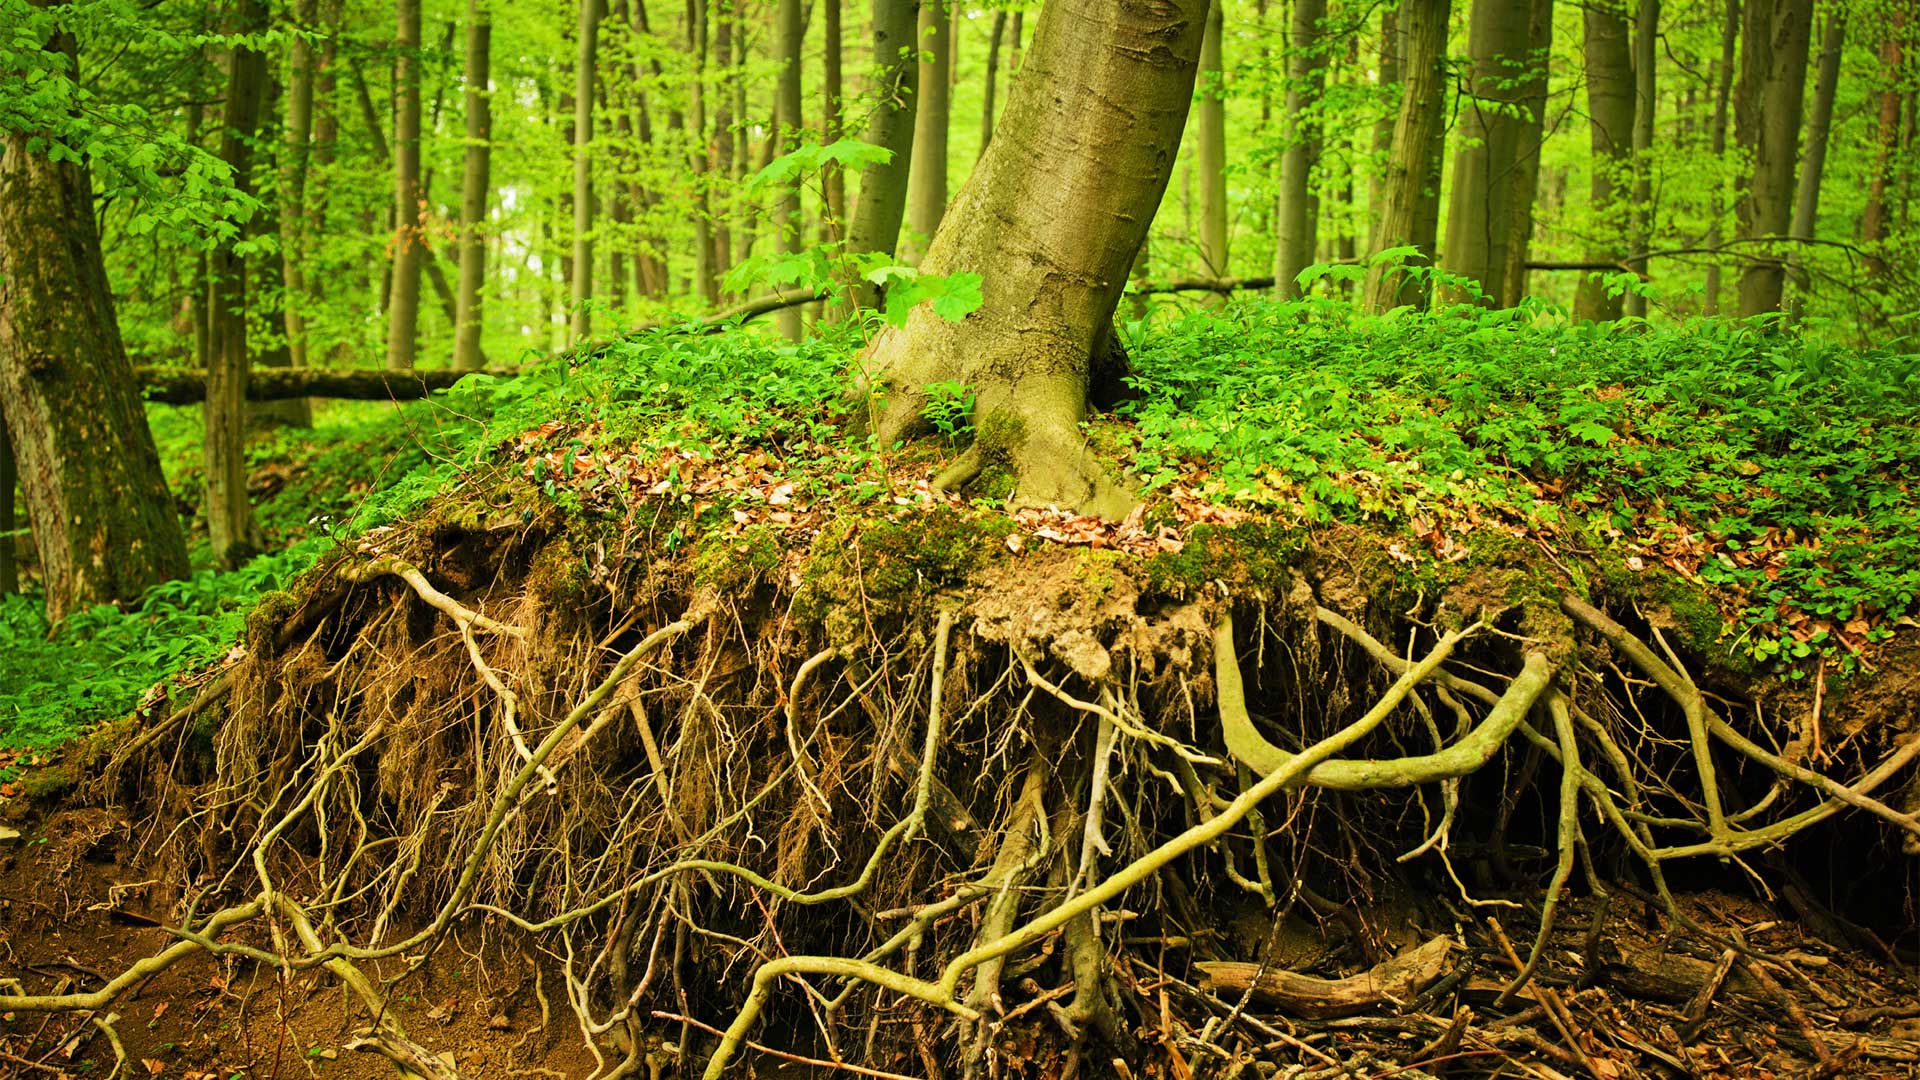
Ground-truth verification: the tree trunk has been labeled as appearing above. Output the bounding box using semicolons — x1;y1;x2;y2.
386;0;425;368
306;0;341;319
821;0;845;233
1371;4;1400;220
1704;0;1738;312
206;0;272;564
775;0;805;340
1497;0;1552;307
1575;0;1635;321
690;0;720;305
905;0;952;261
1440;0;1539;303
1363;0;1450;311
1786;8;1843;315
979;11;1007;159
1733;0;1812;317
858;0;1207;519
1197;0;1230;284
453;0;491;369
569;0;602;342
0;406;15;595
280;0;318;368
712;3;735;282
0;12;188;617
1275;0;1327;297
844;0;920;308
1862;15;1903;281
1624;0;1657;317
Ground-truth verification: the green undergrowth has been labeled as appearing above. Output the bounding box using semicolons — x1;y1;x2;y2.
1117;295;1920;672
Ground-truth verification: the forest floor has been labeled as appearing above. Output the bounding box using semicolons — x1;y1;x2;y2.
4;299;1920;1079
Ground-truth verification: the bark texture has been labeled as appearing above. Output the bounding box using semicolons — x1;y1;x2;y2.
386;0;425;368
1363;0;1450;311
0;18;187;619
843;0;920;307
454;0;492;370
280;0;319;367
1733;0;1813;317
1787;9;1844;314
569;0;603;342
859;0;1207;518
1704;0;1739;312
1624;0;1657;317
1575;0;1635;321
1275;0;1327;297
1197;0;1230;281
1440;0;1542;304
905;0;952;261
774;0;805;340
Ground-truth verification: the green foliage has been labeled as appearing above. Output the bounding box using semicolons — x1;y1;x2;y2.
1120;294;1920;667
920;380;976;444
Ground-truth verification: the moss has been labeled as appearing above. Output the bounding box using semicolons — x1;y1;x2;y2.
974;410;1028;464
976;465;1018;504
20;765;75;801
526;537;590;602
244;588;302;643
795;506;1014;635
693;526;784;591
1143;521;1308;597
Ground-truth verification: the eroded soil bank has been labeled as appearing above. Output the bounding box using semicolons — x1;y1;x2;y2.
4;472;1919;1080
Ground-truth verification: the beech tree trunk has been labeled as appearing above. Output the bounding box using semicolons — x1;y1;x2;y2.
1733;0;1813;317
0;12;188;618
1786;9;1844;314
712;3;735;281
280;0;318;367
453;0;491;370
821;0;845;233
0;408;14;595
1197;0;1230;282
774;0;805;340
386;0;425;368
569;0;602;342
1575;0;1635;321
1276;0;1327;297
905;0;952;261
206;0;271;564
1363;0;1450;311
980;11;1007;159
1498;0;1553;307
1625;0;1657;317
1862;15;1904;281
1704;0;1738;312
690;0;719;305
844;0;920;308
1441;0;1541;303
859;0;1207;518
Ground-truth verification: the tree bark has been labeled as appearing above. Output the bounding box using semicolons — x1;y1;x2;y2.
1862;14;1904;281
1704;0;1738;312
0;10;188;618
905;0;952;261
775;0;805;340
979;11;1006;159
1363;0;1450;311
858;0;1207;518
1275;0;1327;297
1498;0;1553;307
690;0;720;305
0;406;15;595
1624;0;1657;317
1733;0;1813;317
1575;0;1635;321
844;0;920;308
821;0;845;233
454;0;492;370
206;0;271;564
1786;8;1844;315
569;0;602;342
711;2;735;283
280;0;319;368
1197;0;1230;284
1440;0;1540;303
386;0;425;368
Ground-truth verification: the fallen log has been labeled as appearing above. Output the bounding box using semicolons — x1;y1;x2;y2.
1194;934;1453;1018
137;366;504;405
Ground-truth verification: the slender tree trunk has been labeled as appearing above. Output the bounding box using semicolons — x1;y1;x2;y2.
454;0;491;369
1371;5;1401;220
1364;0;1450;310
307;0;341;321
712;3;735;282
1862;14;1904;281
1441;0;1541;303
905;0;952;260
1498;0;1553;307
1704;0;1738;312
1733;0;1813;317
1275;0;1327;297
1624;0;1657;316
0;408;14;595
690;0;720;304
1575;0;1635;321
1197;0;1230;284
860;0;1207;518
204;0;272;563
569;0;602;341
386;0;425;368
2;60;189;616
280;0;318;367
775;0;805;339
979;11;1007;159
1785;8;1843;315
821;0;845;232
844;0;919;309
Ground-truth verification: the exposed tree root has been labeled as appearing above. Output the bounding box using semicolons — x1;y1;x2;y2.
5;521;1918;1080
